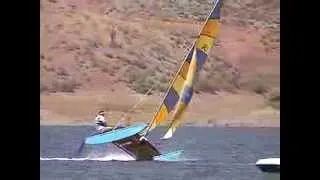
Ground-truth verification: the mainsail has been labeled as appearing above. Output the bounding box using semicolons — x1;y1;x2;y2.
162;47;198;139
144;0;223;138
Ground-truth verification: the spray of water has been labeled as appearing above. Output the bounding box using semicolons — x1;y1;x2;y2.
41;143;135;161
41;143;191;162
40;152;135;161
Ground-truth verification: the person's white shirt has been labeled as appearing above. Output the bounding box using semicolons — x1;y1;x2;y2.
95;114;107;131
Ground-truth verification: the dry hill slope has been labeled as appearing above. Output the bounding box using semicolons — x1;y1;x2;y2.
40;0;279;126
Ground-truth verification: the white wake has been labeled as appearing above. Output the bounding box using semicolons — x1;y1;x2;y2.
40;153;135;161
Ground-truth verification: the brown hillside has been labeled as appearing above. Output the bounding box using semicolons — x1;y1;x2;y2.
40;0;279;126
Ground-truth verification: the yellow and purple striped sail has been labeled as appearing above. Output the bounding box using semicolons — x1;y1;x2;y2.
144;0;222;137
162;47;198;139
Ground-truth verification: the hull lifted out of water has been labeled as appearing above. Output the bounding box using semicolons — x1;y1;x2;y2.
113;132;184;161
256;158;280;180
82;0;223;161
256;158;280;173
113;134;161;161
84;124;183;161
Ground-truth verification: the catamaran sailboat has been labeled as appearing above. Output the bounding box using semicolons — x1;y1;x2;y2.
82;0;223;161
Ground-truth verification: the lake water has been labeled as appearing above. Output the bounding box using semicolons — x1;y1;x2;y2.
40;126;280;180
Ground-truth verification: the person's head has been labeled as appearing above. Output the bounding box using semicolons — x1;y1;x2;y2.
98;110;105;116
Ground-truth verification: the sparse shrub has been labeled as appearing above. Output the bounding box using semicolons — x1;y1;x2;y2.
159;74;168;84
134;59;147;69
133;78;154;94
198;16;206;21
268;98;280;110
196;75;236;94
104;53;114;59
91;58;99;68
194;58;240;94
195;73;217;93
126;66;141;84
79;60;85;66
266;88;280;109
42;64;48;71
40;83;49;93
269;92;280;101
101;67;108;73
56;67;69;77
66;43;80;51
51;79;80;93
154;74;168;92
157;83;168;92
253;82;269;94
43;65;55;72
48;0;57;3
126;67;167;94
269;101;280;110
240;74;272;95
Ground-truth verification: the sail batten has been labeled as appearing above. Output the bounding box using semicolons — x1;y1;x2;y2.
145;0;223;137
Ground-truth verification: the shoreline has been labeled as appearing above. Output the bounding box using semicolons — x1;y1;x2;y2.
40;120;280;128
40;91;280;128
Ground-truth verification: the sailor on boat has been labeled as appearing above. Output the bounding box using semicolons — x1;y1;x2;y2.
95;110;112;133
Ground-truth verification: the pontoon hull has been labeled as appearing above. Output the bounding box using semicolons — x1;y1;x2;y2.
113;134;160;161
113;133;184;161
256;158;280;180
84;124;184;161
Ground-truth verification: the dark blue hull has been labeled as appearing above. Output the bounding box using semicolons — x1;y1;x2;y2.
256;164;280;173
